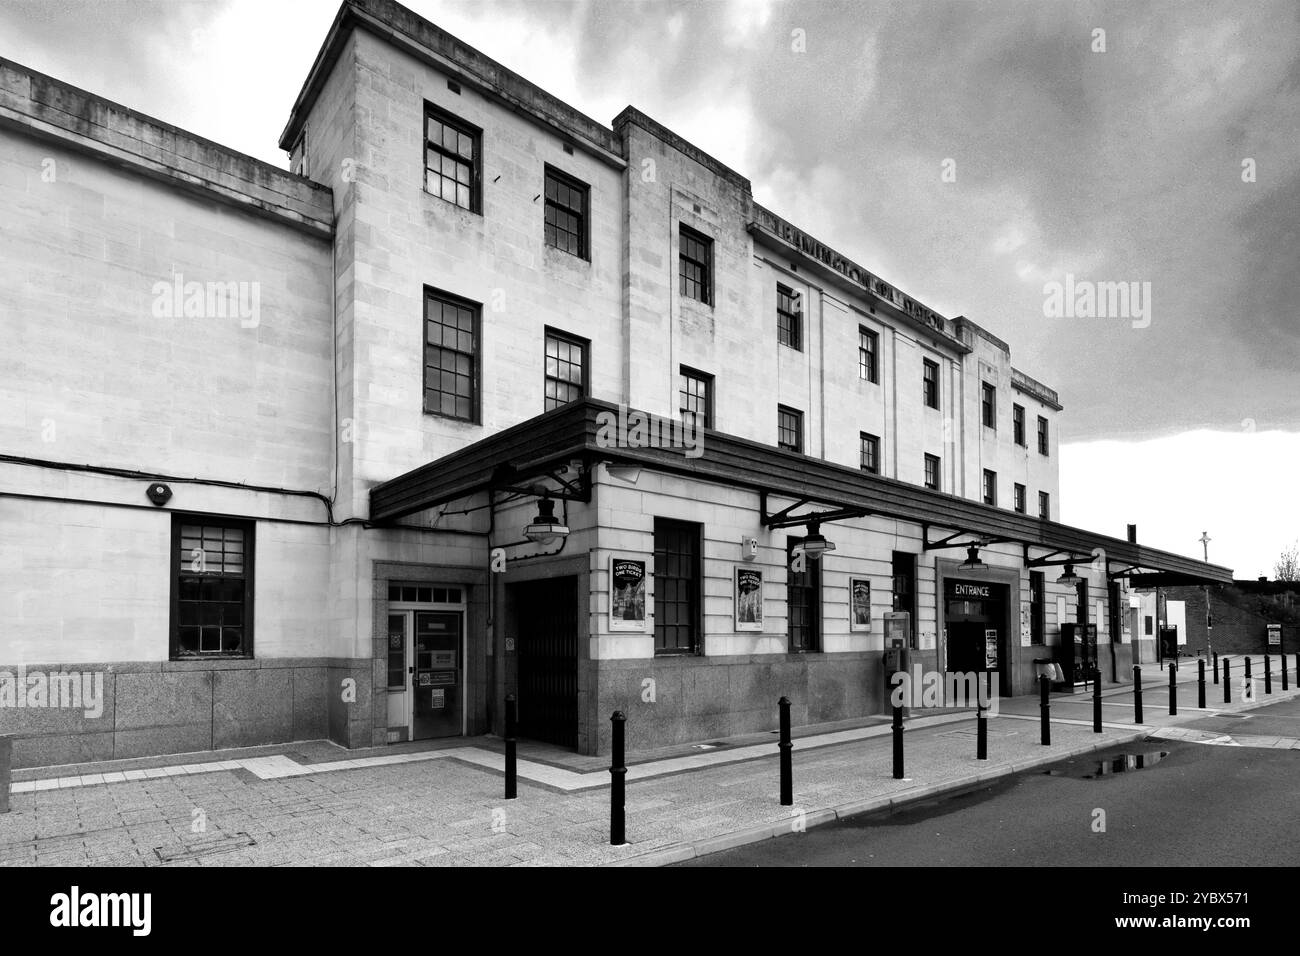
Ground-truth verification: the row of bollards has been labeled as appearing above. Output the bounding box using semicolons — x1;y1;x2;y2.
544;651;1300;847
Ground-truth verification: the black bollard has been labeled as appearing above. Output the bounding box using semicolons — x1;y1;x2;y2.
1265;655;1272;695
1093;667;1102;733
609;711;626;846
892;700;904;779
1284;652;1290;691
1213;651;1219;685
1133;666;1143;723
1223;658;1231;703
778;696;793;806
1039;675;1051;746
1168;663;1177;715
977;699;988;760
1198;659;1206;709
504;694;517;800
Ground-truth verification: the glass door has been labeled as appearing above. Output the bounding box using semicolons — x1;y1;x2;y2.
411;610;463;739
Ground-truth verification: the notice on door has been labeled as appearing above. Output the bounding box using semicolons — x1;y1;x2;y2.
984;629;999;668
430;689;445;709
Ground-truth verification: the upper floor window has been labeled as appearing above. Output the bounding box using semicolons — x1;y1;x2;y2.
424;287;479;421
679;366;713;430
1013;404;1026;446
777;405;803;453
923;359;940;410
981;382;997;429
1039;491;1051;520
424;104;481;212
982;468;997;506
860;433;880;474
778;284;802;350
1014;483;1027;514
1038;416;1050;456
544;329;588;411
859;326;878;382
924;453;940;491
544;166;589;258
679;225;713;305
172;516;254;660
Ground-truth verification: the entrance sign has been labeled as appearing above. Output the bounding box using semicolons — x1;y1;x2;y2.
610;557;647;631
952;582;991;599
735;567;764;631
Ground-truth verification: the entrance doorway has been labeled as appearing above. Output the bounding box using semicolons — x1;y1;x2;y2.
944;580;1009;695
510;577;579;749
386;596;467;741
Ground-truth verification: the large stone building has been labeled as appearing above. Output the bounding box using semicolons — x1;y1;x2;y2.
0;0;1231;766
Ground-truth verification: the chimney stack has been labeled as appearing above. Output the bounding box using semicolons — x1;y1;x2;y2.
1127;524;1137;544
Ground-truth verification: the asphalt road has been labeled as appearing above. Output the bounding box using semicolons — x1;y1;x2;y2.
681;698;1300;867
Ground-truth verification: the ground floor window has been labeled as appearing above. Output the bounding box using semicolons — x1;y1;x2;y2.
654;518;700;654
787;537;821;652
171;515;254;659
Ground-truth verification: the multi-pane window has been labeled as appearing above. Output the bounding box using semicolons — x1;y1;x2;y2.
679;366;712;429
679;225;713;305
544;329;588;411
654;518;700;654
1039;491;1051;520
1038;415;1050;455
778;285;802;350
1030;571;1045;645
924;453;940;491
424;105;480;211
1013;404;1026;446
982;469;997;506
1014;483;1027;513
172;516;253;659
777;405;803;453
544;166;588;258
859;326;878;382
860;433;880;474
981;382;996;429
787;538;821;652
891;551;916;618
923;359;940;409
424;288;478;421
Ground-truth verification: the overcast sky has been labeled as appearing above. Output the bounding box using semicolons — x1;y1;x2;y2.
3;0;1297;576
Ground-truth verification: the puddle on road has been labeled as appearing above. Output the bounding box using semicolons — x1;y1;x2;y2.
1043;751;1169;779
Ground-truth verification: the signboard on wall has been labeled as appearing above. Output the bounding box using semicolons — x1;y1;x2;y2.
984;629;999;668
1268;623;1282;646
850;578;871;630
610;557;647;631
735;567;764;631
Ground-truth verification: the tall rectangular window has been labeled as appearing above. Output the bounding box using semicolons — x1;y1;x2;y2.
981;382;997;429
1013;404;1026;446
982;469;997;506
424;288;479;421
891;551;916;620
787;537;821;652
171;515;254;660
923;359;940;409
1030;570;1045;645
777;405;803;453
1014;483;1027;514
654;518;700;654
424;104;480;212
859;326;878;382
1039;491;1050;520
679;225;713;305
860;432;880;474
1038;415;1050;455
543;165;589;258
778;284;802;350
924;453;940;491
544;329;588;411
679;366;713;429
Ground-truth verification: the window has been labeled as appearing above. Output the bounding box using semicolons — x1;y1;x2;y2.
787;537;821;652
544;329;588;411
1038;415;1050;456
679;225;713;305
544;165;588;258
777;405;803;453
424;288;479;421
924;453;940;491
982;469;997;506
679;366;713;429
891;551;916;619
1030;571;1045;645
860;433;880;474
859;327;878;382
923;359;940;409
1039;491;1050;520
981;382;996;429
1014;483;1027;514
778;284;802;350
424;104;480;212
1013;404;1026;446
654;518;700;654
1144;615;1153;636
171;516;253;659
387;614;405;689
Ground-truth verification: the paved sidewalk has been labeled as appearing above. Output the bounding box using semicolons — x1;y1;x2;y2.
1;677;1295;867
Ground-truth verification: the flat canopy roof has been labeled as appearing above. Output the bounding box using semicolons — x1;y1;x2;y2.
370;399;1234;586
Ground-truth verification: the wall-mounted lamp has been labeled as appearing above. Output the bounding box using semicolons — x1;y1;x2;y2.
1056;562;1081;586
523;497;569;544
957;544;987;572
798;521;836;560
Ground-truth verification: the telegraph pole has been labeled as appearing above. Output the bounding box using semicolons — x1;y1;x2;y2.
1199;531;1212;664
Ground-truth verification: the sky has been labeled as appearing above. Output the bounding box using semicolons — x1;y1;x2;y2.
2;0;1297;576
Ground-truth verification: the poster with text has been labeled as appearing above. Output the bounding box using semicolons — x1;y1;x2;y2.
850;578;872;630
735;567;764;631
610;557;647;631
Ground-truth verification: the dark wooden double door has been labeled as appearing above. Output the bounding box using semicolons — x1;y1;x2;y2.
510;577;579;749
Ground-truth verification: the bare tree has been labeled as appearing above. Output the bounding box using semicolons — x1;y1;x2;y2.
1275;542;1300;582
